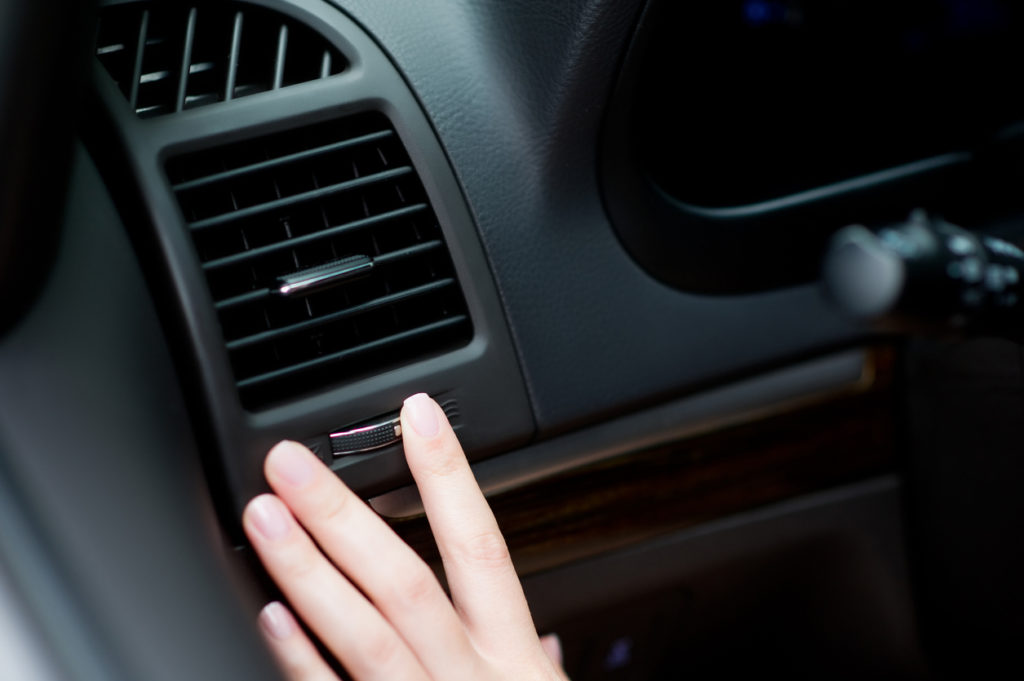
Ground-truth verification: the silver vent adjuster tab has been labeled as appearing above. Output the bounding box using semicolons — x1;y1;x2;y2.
275;255;373;297
330;415;402;457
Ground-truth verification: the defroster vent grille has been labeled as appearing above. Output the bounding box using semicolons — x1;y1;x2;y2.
167;113;473;409
95;0;346;118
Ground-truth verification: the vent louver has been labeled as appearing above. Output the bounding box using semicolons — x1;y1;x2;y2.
95;1;346;118
167;113;473;409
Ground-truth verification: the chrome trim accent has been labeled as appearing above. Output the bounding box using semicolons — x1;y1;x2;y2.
275;255;373;297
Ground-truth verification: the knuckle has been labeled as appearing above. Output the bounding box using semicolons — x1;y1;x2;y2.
362;630;401;668
318;488;353;526
391;564;440;610
281;650;317;679
419;439;464;478
280;546;320;581
455;529;511;570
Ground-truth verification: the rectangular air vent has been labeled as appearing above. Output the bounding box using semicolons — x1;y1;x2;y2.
95;1;347;118
166;113;473;409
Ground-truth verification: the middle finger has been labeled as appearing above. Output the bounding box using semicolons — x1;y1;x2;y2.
262;441;477;678
243;493;429;681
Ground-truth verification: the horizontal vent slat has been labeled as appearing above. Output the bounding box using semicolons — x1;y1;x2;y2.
211;238;445;311
235;316;469;389
214;288;270;311
168;112;473;409
372;239;443;266
226;278;456;350
188;166;414;232
172;130;395;192
202;203;429;271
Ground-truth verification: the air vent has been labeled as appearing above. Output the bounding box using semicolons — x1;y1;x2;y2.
95;1;346;118
166;113;473;409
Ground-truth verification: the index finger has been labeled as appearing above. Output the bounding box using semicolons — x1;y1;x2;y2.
400;393;537;653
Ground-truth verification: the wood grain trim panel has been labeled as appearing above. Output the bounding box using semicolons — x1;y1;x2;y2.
389;347;897;577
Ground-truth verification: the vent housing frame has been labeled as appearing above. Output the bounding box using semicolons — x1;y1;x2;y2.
167;112;474;410
89;0;534;519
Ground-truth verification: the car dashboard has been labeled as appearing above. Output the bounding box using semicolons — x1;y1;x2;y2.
1;0;1023;679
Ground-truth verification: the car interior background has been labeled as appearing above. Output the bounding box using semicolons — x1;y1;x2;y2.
1;0;1022;679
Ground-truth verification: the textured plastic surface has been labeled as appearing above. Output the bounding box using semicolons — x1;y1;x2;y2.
328;0;860;434
0;147;284;681
0;453;115;681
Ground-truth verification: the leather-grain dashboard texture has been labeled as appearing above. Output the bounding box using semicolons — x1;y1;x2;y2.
328;0;860;434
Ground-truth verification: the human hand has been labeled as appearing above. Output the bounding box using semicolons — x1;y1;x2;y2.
243;393;569;681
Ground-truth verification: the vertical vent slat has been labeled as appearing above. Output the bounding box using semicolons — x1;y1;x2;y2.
273;24;288;90
175;7;198;112
96;1;348;118
128;9;150;109
225;11;243;101
165;113;472;409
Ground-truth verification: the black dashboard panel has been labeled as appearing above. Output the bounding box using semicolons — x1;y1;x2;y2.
327;0;863;434
85;0;882;516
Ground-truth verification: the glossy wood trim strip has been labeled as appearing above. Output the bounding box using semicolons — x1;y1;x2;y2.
373;348;876;518
389;347;896;577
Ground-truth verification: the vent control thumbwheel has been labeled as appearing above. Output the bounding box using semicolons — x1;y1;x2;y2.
330;415;402;457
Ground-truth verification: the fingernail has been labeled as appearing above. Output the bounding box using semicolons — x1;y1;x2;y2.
248;495;290;541
259;602;296;641
404;393;439;438
267;441;315;488
540;633;564;666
